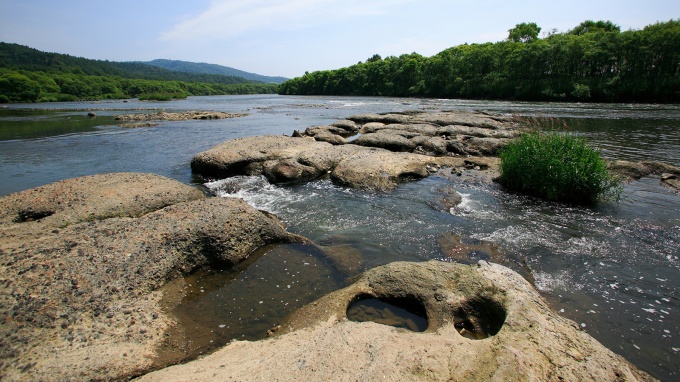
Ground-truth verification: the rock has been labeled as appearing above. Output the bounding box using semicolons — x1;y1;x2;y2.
346;111;518;156
428;186;463;212
0;175;306;381
119;122;160;128
312;131;347;145
349;111;513;129
608;160;651;179
608;160;680;192
138;261;651;381
87;112;96;118
353;131;418;152
348;113;411;124
329;148;439;191
191;135;452;191
114;111;248;122
331;119;359;133
464;136;507;155
0;172;205;244
358;122;386;133
190;135;332;180
438;232;534;283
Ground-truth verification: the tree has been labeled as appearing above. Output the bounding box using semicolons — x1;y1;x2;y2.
570;20;620;35
508;22;542;43
0;72;41;102
366;54;382;63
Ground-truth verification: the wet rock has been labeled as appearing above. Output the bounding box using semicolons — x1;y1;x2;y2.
0;175;305;381
608;159;680;192
138;261;651;382
428;186;463;212
316;236;366;277
192;136;449;191
192;111;516;190
438;232;534;283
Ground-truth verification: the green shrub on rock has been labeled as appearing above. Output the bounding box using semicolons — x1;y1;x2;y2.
499;131;620;205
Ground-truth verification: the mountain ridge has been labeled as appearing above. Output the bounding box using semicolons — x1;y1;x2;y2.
140;59;288;84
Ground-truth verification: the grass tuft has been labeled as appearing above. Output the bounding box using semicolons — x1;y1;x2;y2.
499;122;620;205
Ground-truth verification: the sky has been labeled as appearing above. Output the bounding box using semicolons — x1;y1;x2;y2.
1;0;678;78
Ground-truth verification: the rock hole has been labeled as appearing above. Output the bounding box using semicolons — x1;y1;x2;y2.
346;293;428;332
453;296;506;340
14;209;55;223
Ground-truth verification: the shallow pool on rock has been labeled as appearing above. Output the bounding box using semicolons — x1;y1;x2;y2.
160;243;347;361
346;295;428;332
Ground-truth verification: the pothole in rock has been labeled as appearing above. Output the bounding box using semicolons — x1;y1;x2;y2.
346;294;428;332
452;296;506;340
14;209;54;222
156;243;347;365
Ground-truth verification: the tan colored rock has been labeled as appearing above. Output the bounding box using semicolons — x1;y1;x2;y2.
331;148;440;191
114;111;247;121
191;135;332;180
0;175;306;381
192;135;451;191
139;261;652;382
0;172;205;245
608;160;680;192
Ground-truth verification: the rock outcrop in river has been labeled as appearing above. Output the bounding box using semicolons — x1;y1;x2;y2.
139;260;652;381
193;110;680;194
191;111;512;191
0;173;306;380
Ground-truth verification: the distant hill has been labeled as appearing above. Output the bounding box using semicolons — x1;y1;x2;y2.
0;42;280;102
0;42;254;85
141;59;288;84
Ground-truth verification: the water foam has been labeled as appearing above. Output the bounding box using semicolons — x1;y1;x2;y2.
204;176;304;214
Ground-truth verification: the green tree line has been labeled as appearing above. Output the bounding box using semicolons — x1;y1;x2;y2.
278;20;680;103
0;42;278;102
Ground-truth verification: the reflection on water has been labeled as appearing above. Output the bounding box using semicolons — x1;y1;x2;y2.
1;95;680;380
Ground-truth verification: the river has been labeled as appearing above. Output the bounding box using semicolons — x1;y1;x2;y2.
1;95;679;380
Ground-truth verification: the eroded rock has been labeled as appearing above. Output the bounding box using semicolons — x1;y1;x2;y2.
138;261;652;381
0;174;305;381
192;135;451;191
608;160;680;192
115;111;247;122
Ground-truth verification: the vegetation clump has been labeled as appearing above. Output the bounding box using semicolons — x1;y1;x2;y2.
499;121;620;205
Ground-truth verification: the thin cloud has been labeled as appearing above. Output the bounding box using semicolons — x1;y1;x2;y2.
160;0;416;42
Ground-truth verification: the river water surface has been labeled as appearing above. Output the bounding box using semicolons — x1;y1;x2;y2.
1;95;679;380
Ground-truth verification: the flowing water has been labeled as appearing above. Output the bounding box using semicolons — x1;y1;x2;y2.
1;95;679;380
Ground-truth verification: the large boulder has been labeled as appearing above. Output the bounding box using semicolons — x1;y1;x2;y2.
138;261;652;381
0;174;306;381
190;135;333;180
192;135;455;191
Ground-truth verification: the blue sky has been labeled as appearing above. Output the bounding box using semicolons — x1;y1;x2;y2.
1;0;677;78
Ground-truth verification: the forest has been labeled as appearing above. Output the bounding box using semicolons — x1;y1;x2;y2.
0;42;278;103
278;20;680;103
